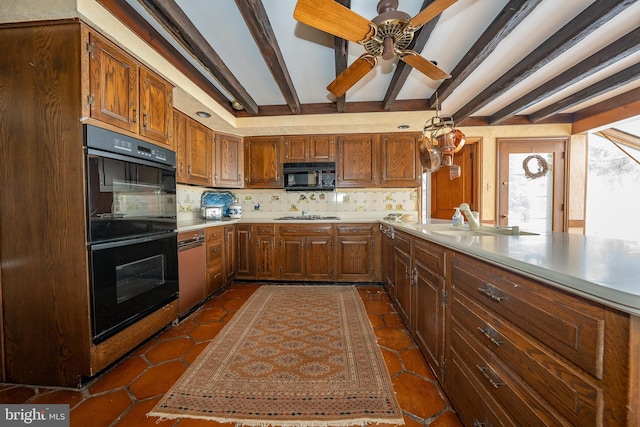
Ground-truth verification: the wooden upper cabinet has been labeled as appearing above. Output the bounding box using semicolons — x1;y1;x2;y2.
185;118;213;186
87;31;173;146
214;133;244;188
337;134;378;187
139;67;173;147
88;32;138;133
283;135;336;162
244;136;283;188
173;109;187;182
380;133;421;187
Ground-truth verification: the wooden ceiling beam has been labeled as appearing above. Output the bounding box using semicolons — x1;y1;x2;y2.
332;0;351;113
491;27;640;124
431;0;542;108
383;0;439;111
235;0;301;115
139;0;259;115
451;0;635;124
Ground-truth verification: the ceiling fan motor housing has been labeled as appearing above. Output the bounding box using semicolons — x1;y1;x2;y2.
368;1;413;59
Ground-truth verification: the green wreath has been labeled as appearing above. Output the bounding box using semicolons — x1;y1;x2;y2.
522;155;549;180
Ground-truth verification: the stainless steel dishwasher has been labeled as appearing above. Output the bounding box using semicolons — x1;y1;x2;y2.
177;230;206;317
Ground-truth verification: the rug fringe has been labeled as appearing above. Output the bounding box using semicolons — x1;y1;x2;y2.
148;412;404;427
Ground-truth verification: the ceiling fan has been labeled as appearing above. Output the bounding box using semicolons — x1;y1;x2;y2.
293;0;456;97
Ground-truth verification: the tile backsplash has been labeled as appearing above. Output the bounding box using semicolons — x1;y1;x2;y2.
177;184;418;221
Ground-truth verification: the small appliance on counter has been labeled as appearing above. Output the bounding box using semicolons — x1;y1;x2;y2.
201;191;237;219
201;205;223;220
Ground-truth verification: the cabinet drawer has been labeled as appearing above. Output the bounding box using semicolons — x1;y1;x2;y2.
452;290;601;426
207;242;223;265
451;253;605;378
413;238;445;276
450;321;573;427
205;227;223;242
279;225;333;235
255;224;275;235
336;224;373;235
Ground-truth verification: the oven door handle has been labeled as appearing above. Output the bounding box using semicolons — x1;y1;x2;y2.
90;232;178;251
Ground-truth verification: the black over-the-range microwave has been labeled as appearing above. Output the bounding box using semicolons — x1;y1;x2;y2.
283;162;336;191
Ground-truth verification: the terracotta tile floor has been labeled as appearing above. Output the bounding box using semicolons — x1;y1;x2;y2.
0;283;462;427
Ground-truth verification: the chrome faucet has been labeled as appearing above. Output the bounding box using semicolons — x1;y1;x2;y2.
458;203;480;230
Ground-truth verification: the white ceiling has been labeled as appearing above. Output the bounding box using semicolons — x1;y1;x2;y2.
114;0;640;129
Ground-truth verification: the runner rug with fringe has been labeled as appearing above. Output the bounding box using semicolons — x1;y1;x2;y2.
149;285;404;426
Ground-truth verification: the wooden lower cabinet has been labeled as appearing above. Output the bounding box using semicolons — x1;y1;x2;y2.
335;224;380;282
255;225;277;279
236;224;254;278
223;225;235;283
278;224;334;281
379;229;636;427
205;227;224;296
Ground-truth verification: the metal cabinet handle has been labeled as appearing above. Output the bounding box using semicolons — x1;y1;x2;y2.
478;284;506;302
477;326;503;346
476;365;505;389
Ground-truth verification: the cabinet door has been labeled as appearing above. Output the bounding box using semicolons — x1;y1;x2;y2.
310;135;336;162
394;245;412;326
283;136;308;162
337;134;377;187
381;229;396;297
380;133;420;187
279;236;305;280
336;236;372;281
139;66;173;146
306;237;333;280
88;32;138;133
236;225;254;278
173;109;187;183
413;257;445;381
214;134;244;188
256;236;277;279
223;225;235;283
205;227;224;296
185;118;212;186
244;136;283;188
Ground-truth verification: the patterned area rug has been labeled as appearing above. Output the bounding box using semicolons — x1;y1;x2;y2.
149;285;404;426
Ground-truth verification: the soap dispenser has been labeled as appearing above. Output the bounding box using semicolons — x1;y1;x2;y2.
452;207;464;228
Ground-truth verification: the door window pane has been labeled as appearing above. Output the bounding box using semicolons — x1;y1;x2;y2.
507;153;553;234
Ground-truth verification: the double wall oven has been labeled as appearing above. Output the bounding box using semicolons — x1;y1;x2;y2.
84;125;178;344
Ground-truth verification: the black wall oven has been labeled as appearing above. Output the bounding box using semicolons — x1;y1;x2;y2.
84;125;178;344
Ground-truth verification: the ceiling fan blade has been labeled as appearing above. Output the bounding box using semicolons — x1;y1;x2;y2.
327;55;377;97
294;0;374;43
408;0;458;28
400;52;451;80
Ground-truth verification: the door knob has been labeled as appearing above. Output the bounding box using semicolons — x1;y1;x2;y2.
501;214;508;218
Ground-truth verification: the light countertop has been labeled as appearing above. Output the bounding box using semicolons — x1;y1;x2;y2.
384;220;640;316
178;216;640;316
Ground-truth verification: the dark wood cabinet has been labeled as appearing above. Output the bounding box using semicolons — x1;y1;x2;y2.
185;118;213;186
88;31;172;146
223;225;236;283
278;225;334;281
380;224;396;298
205;227;224;296
337;134;378;187
335;224;379;281
412;238;446;382
214;133;244;188
283;135;336;162
393;231;413;326
244;136;283;188
380;133;421;187
255;225;277;279
173;109;187;182
236;224;255;278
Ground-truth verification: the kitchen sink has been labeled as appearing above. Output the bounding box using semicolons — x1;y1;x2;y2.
274;215;341;220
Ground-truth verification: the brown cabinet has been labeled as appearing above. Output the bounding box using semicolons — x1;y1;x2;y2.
214;133;244;188
337;134;378;187
244;136;283;188
393;231;413;326
380;133;421;187
283;135;336;162
88;31;173;146
223;225;236;283
447;252;630;427
236;224;255;278
255;225;277;279
412;238;446;382
335;224;379;281
205;227;224;296
278;224;334;281
184;118;213;186
173;109;187;182
380;224;396;298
